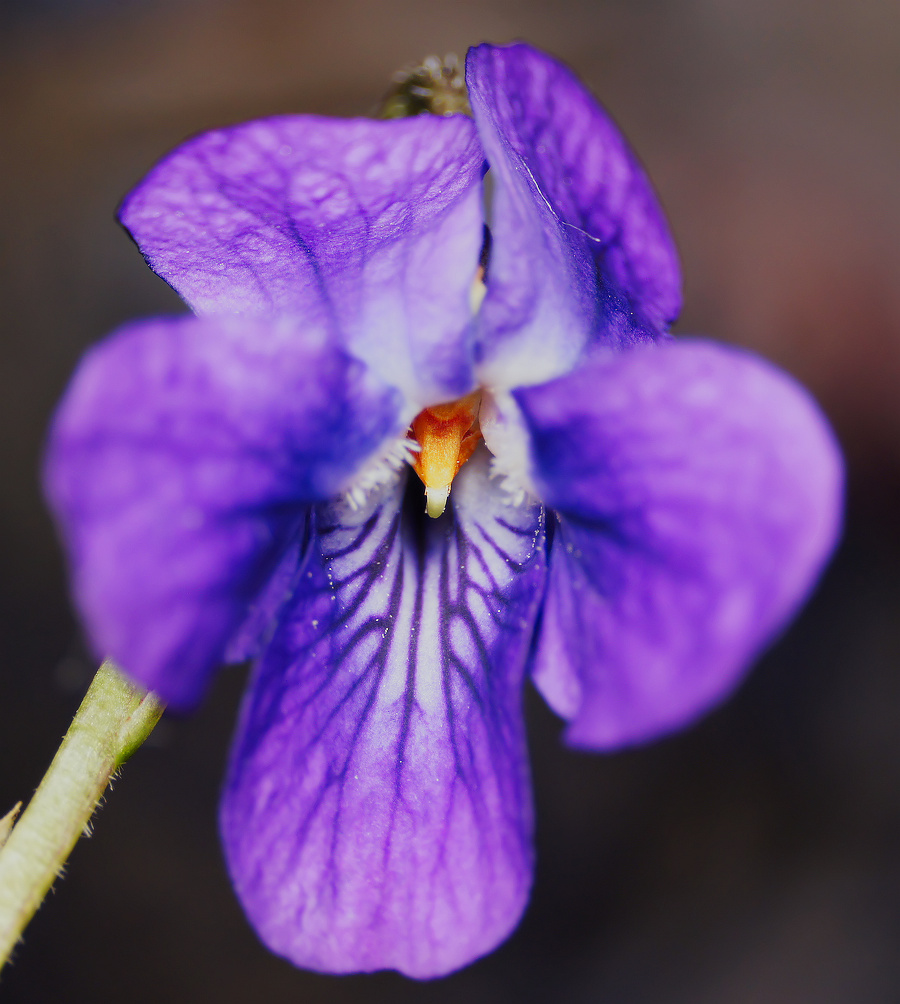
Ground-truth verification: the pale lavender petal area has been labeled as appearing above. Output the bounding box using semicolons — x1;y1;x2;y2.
466;43;682;390
516;340;843;748
120;115;485;406
43;314;403;710
221;450;547;978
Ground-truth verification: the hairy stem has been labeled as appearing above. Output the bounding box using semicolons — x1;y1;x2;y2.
0;659;163;972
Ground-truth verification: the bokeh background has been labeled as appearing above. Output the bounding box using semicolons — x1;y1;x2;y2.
2;0;900;1000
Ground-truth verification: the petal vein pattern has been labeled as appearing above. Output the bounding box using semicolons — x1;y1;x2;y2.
466;43;681;389
221;450;547;978
120;114;485;405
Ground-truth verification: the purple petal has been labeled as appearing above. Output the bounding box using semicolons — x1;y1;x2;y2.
515;339;843;748
466;43;681;388
120;114;485;405
43;314;402;709
220;451;547;977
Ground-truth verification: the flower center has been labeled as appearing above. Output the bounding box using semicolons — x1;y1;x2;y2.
409;391;483;517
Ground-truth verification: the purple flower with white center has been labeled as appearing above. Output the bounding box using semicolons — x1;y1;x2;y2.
43;43;842;979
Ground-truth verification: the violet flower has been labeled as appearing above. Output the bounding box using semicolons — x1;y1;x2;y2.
44;43;842;978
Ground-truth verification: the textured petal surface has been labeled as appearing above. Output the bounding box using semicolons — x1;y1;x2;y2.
120;114;485;405
221;451;546;978
467;43;681;388
44;314;402;709
516;340;843;748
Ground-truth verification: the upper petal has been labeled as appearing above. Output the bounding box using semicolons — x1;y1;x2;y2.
466;43;682;388
515;339;842;748
220;450;547;977
43;313;402;709
120;114;485;405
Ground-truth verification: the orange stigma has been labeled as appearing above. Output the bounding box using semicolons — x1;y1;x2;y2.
409;392;483;517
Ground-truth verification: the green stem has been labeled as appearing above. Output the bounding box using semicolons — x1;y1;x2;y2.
0;659;163;971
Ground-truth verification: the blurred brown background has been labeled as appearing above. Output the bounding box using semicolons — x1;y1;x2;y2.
2;0;900;1001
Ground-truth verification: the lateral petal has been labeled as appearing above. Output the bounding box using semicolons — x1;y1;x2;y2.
516;340;842;748
120;114;485;405
466;42;681;388
220;451;546;977
43;314;402;709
